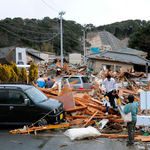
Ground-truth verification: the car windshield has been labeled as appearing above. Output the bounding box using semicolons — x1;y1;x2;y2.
25;87;48;103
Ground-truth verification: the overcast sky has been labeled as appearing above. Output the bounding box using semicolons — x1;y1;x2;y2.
0;0;150;26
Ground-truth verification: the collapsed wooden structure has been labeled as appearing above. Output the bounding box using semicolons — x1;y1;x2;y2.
10;64;150;142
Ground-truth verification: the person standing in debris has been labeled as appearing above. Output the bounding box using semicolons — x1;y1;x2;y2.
124;95;138;146
45;78;54;89
103;89;121;115
102;74;118;93
36;74;45;88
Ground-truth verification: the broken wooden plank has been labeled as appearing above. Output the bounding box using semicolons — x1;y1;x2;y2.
90;98;103;105
87;103;105;112
135;135;150;141
66;106;87;113
10;123;70;134
71;115;89;119
92;138;105;144
72;89;92;92
109;118;124;123
100;134;137;138
95;121;101;132
83;110;99;127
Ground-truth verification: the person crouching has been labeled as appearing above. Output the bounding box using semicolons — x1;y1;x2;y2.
103;89;121;115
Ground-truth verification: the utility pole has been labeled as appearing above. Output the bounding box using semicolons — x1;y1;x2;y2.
82;30;86;65
59;11;65;67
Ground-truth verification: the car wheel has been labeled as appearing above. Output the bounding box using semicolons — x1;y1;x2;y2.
37;117;49;126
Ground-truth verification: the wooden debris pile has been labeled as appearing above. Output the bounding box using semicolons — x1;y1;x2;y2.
10;65;150;142
65;92;124;132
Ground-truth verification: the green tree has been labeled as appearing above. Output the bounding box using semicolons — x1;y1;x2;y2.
1;64;11;83
41;42;54;52
11;61;21;76
20;67;27;83
28;62;38;82
128;23;150;59
0;63;3;81
9;66;18;83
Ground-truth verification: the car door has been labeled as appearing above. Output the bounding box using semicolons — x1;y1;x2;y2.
8;90;34;123
0;89;9;122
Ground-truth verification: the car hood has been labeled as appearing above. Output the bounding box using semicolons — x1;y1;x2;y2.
35;98;62;111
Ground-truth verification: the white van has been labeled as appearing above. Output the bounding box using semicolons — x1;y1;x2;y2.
17;65;30;75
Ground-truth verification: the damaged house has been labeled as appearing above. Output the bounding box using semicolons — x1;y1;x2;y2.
0;46;44;65
86;50;150;73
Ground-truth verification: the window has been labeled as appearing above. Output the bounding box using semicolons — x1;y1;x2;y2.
89;61;94;70
82;77;90;83
0;90;7;104
9;90;26;104
102;64;112;70
18;53;22;60
116;66;121;71
25;87;47;103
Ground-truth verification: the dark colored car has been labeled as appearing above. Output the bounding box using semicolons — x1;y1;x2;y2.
61;75;93;89
0;84;65;126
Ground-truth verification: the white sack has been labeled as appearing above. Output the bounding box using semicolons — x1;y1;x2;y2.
63;126;101;140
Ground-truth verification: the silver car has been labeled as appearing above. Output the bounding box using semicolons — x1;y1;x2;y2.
61;75;93;89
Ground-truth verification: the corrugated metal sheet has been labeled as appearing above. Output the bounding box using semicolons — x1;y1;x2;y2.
86;50;150;65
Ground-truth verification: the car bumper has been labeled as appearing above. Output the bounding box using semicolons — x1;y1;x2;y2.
47;109;65;124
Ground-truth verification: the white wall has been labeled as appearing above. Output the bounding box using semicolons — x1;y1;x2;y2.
69;53;81;64
16;47;27;64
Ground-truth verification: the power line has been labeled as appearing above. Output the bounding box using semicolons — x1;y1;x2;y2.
0;25;60;43
50;0;61;11
1;19;60;30
42;0;59;12
0;23;59;35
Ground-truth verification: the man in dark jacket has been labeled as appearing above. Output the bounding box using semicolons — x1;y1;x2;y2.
45;78;54;89
103;89;121;115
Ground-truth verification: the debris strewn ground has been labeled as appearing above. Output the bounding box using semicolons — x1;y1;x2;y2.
10;62;150;143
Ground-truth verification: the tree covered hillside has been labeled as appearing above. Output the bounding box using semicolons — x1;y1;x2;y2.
0;17;85;55
0;17;150;57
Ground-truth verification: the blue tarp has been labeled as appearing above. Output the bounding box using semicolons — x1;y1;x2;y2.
91;47;100;53
87;68;93;72
48;64;56;68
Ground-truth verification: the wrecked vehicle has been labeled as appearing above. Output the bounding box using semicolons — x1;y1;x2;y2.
62;75;93;89
0;84;65;126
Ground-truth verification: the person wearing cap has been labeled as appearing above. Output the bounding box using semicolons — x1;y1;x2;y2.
103;89;121;115
102;74;118;93
124;95;138;146
45;78;54;89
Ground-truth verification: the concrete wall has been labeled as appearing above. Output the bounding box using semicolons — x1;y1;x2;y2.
69;53;81;64
88;58;132;73
39;53;48;64
39;53;55;64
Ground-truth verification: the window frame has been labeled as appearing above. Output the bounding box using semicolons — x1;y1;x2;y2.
18;52;22;60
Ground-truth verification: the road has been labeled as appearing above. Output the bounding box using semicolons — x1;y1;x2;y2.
0;126;149;150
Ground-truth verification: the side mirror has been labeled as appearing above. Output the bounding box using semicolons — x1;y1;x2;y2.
24;98;30;105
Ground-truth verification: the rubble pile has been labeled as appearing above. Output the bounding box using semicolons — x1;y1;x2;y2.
10;63;150;142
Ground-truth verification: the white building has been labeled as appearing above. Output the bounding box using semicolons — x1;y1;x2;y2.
27;48;55;64
69;53;81;65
